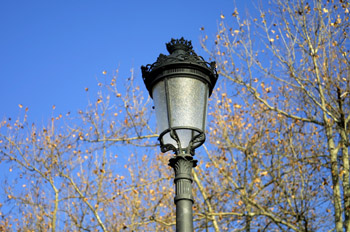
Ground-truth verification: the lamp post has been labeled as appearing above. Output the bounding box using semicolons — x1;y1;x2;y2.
141;38;218;232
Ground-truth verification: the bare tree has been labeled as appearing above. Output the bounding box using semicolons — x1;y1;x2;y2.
202;0;350;231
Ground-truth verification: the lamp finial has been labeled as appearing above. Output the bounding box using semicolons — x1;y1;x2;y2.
166;37;193;54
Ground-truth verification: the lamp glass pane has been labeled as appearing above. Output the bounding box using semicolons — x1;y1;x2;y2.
152;77;209;150
152;80;168;137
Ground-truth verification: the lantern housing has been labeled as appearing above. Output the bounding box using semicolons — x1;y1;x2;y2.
141;38;218;155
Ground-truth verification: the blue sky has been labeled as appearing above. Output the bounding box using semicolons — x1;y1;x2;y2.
0;0;253;122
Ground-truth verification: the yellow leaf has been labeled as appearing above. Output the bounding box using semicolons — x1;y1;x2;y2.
232;10;238;17
323;8;328;13
260;171;268;176
102;70;107;75
220;14;225;19
18;104;23;108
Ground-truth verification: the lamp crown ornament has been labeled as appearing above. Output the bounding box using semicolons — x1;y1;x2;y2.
166;37;193;54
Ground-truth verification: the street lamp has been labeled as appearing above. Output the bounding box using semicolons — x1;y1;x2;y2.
141;38;218;232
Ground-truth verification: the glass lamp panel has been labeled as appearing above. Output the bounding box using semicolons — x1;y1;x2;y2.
152;77;209;151
152;80;169;137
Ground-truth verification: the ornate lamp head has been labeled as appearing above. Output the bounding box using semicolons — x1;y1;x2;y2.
141;38;218;155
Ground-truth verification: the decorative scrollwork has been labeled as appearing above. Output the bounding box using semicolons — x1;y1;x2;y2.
192;133;205;144
158;127;205;155
161;143;177;153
